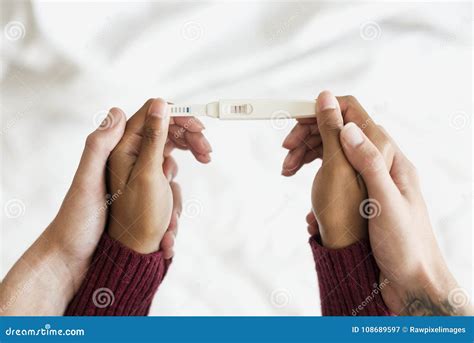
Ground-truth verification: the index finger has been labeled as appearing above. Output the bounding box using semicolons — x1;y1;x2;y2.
337;95;394;169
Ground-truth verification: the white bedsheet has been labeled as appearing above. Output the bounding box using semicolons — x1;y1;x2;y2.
1;1;472;315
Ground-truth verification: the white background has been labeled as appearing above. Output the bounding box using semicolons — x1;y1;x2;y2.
1;1;472;315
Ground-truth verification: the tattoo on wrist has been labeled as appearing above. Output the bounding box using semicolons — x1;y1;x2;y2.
402;291;457;316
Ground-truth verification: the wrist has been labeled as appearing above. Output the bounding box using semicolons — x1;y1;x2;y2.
317;218;368;249
398;257;471;316
107;221;164;254
41;226;79;299
423;263;472;316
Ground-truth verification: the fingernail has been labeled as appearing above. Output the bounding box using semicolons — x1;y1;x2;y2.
342;122;364;147
283;153;294;168
150;99;169;119
203;139;212;152
166;172;173;182
316;90;338;112
195;120;205;130
100;110;120;129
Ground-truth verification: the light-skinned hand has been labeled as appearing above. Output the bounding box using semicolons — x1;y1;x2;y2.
0;98;211;315
340;114;473;316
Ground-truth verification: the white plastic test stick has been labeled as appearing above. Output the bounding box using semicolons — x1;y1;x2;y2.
168;100;316;119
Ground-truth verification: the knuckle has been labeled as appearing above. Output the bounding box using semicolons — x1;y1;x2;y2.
362;147;384;173
135;171;155;185
339;95;363;116
377;124;387;134
372;126;394;164
144;126;162;142
318;111;343;130
376;125;390;145
378;137;394;159
85;132;102;152
404;160;419;180
135;170;167;186
341;95;359;107
346;95;357;103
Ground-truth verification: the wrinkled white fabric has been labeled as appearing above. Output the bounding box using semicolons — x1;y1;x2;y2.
1;1;472;315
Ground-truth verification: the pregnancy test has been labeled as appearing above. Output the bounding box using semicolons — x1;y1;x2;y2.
168;100;316;120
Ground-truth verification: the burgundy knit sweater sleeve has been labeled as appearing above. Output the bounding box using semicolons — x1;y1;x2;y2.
309;235;392;316
64;232;170;316
64;231;389;316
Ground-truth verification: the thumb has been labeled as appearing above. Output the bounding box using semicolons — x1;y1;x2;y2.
315;90;345;163
133;98;170;175
339;122;399;199
72;108;126;188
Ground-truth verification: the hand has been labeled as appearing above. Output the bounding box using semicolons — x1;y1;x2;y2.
106;98;211;254
282;91;393;248
283;91;364;248
0;98;210;315
281;94;393;176
0;108;126;314
339;117;473;316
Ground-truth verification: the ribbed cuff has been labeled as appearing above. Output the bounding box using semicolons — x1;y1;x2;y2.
65;232;170;316
309;235;391;316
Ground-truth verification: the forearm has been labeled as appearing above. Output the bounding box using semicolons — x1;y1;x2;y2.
0;226;74;315
397;259;474;316
401;289;473;316
309;235;391;316
65;232;170;316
